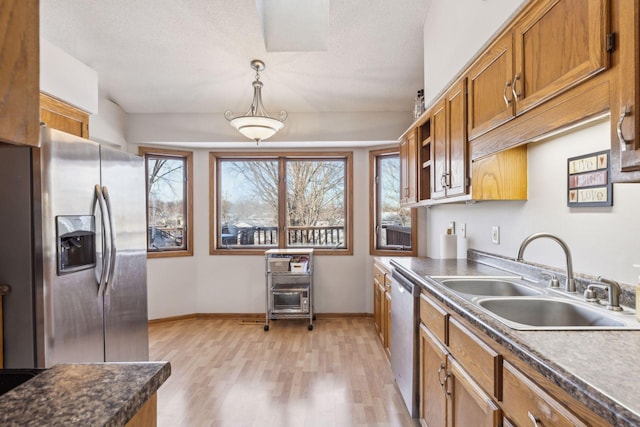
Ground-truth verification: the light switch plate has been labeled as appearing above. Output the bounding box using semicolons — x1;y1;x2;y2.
492;226;500;244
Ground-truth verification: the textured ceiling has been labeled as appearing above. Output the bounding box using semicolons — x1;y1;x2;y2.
40;0;429;119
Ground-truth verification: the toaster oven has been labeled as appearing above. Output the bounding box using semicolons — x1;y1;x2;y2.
271;284;310;314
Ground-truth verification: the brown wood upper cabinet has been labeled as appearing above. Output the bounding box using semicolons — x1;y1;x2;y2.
468;0;609;140
0;0;40;147
431;79;468;200
399;127;418;205
611;0;640;180
40;93;90;138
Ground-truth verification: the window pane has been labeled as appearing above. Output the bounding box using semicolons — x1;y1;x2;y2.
286;159;346;248
378;155;412;249
219;159;279;247
147;156;186;250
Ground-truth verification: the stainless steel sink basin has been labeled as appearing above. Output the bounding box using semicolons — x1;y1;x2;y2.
439;278;543;297
477;297;639;330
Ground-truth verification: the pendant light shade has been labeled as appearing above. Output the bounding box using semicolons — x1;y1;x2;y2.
225;60;287;143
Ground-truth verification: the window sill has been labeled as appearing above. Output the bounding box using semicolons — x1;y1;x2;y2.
147;250;193;259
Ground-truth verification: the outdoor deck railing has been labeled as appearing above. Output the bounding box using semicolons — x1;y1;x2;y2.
383;225;412;247
220;225;345;248
148;226;184;249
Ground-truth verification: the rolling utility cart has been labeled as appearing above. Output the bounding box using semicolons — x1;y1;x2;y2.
264;248;314;331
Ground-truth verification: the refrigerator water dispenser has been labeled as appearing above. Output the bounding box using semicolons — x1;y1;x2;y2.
56;215;96;275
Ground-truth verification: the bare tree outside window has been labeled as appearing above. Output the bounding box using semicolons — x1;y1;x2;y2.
146;156;187;251
140;147;193;257
213;153;352;252
371;150;415;253
220;160;279;246
286;160;345;247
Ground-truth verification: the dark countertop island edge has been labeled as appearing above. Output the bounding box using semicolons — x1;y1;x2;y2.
0;361;171;426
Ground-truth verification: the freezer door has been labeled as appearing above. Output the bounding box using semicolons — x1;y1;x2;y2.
39;128;105;367
100;146;149;362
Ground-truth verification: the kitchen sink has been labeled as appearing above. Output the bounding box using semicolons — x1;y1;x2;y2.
0;369;44;396
439;278;543;297
429;275;640;331
476;297;640;330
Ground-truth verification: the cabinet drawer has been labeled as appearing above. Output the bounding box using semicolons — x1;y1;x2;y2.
384;274;392;288
448;317;501;400
502;362;588;427
373;263;386;284
419;293;448;344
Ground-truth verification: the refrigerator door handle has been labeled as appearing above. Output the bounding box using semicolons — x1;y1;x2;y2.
92;185;109;297
102;186;117;295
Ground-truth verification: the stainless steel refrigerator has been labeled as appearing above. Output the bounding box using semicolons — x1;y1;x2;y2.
0;127;149;368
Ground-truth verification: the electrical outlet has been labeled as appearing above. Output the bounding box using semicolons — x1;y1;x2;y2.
491;226;500;244
459;223;466;238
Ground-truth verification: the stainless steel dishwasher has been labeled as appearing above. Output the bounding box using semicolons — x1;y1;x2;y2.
390;269;419;418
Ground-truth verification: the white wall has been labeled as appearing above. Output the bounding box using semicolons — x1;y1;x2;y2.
40;38;98;113
90;97;128;149
140;146;374;319
425;118;640;287
422;0;526;105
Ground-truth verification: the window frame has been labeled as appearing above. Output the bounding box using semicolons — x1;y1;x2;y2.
210;151;353;255
139;146;194;258
369;147;417;256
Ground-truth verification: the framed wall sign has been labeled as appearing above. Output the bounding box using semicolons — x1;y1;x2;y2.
567;150;612;207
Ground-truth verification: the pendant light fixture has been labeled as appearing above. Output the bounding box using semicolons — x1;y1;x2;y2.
225;59;287;144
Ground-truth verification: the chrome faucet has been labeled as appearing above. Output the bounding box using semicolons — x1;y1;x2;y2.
517;232;576;293
584;277;622;311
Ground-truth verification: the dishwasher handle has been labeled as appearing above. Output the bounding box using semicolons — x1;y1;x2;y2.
391;270;420;296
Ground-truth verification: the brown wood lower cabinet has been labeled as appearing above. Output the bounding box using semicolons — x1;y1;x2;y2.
418;289;599;427
502;362;588;427
383;288;391;358
125;393;157;427
419;323;501;427
448;357;501;427
373;261;392;359
419;325;448;427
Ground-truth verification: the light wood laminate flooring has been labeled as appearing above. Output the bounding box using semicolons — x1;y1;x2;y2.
149;317;419;427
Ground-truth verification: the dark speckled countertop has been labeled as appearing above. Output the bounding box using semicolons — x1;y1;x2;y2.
0;362;170;426
386;252;640;427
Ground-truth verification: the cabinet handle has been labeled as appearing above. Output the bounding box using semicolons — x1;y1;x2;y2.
527;411;542;427
443;372;452;399
503;80;513;106
512;74;521;101
441;172;451;189
617;106;634;151
437;362;446;387
0;284;10;295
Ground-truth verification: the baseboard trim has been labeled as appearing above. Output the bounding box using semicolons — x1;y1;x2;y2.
149;312;372;325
